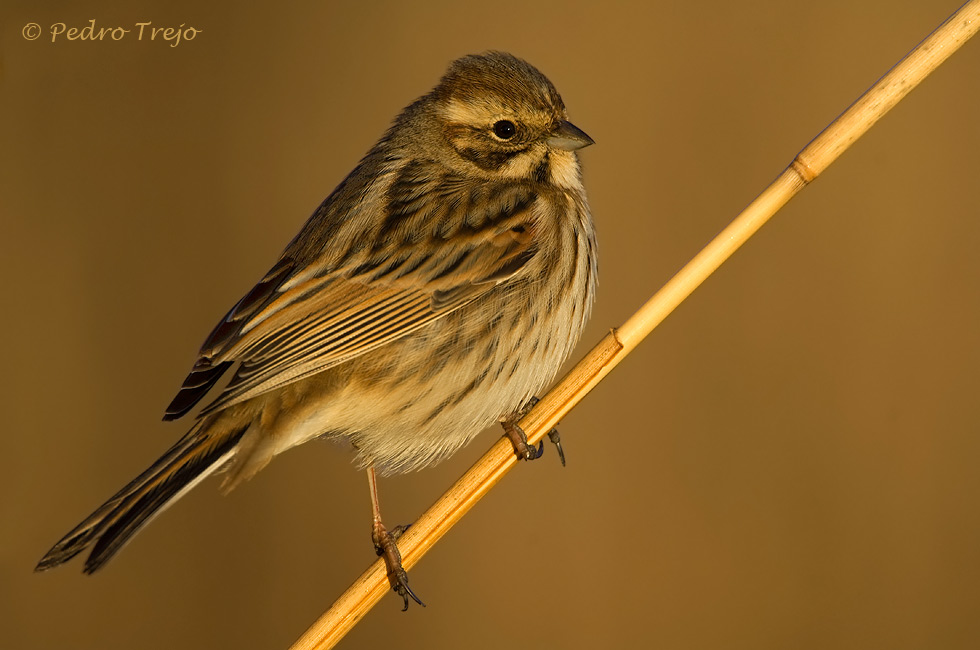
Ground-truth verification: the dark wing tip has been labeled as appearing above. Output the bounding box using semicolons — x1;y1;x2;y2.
199;256;296;356
163;256;296;421
163;361;233;420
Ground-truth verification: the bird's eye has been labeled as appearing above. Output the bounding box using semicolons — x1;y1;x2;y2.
492;120;517;140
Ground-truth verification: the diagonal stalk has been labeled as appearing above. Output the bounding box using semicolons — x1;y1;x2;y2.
291;2;980;647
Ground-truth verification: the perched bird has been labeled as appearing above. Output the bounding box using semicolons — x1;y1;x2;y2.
35;51;597;607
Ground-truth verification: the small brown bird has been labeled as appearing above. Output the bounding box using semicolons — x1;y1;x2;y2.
36;51;597;607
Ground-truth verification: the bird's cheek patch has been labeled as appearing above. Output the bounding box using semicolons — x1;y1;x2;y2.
547;150;582;190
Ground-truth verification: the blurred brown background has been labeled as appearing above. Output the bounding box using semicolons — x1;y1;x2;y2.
3;1;980;648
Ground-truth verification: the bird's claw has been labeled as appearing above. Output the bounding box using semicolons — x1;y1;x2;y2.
373;523;425;610
547;428;566;466
502;420;544;461
501;396;567;465
388;524;411;542
386;562;424;611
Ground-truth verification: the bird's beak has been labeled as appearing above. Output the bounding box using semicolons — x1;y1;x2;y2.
547;120;594;151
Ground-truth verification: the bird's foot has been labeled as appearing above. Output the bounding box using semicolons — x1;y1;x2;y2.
373;522;424;611
501;396;566;465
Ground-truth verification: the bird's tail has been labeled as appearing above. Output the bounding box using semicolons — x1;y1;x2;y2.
35;417;248;574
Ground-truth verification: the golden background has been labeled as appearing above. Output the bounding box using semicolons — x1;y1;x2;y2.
3;1;980;648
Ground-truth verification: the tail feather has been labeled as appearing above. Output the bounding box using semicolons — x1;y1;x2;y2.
35;420;247;573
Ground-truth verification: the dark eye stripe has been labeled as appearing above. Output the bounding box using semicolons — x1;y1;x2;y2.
454;144;527;170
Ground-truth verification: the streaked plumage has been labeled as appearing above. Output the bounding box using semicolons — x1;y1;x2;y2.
36;52;597;579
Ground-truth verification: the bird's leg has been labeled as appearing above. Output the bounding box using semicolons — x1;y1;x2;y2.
367;466;424;611
501;396;566;465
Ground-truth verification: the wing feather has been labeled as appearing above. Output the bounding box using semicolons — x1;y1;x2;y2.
164;159;541;419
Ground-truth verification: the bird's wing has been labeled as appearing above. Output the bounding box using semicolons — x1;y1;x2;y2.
164;165;539;420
